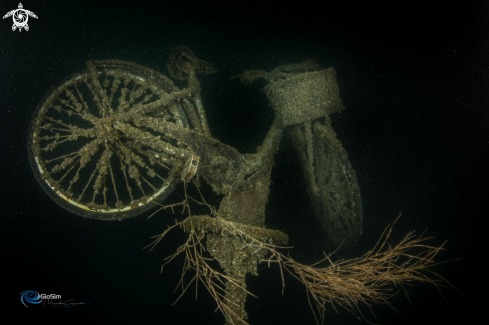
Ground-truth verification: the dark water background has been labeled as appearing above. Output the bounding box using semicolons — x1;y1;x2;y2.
1;1;487;324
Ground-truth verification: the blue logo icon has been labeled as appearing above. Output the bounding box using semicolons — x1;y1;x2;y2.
20;290;42;307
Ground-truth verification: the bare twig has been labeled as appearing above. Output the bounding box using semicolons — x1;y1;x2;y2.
149;186;457;325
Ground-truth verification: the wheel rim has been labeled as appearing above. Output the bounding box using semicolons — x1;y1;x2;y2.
28;60;191;220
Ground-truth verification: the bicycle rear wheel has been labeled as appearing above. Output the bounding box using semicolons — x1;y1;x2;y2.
28;60;191;220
